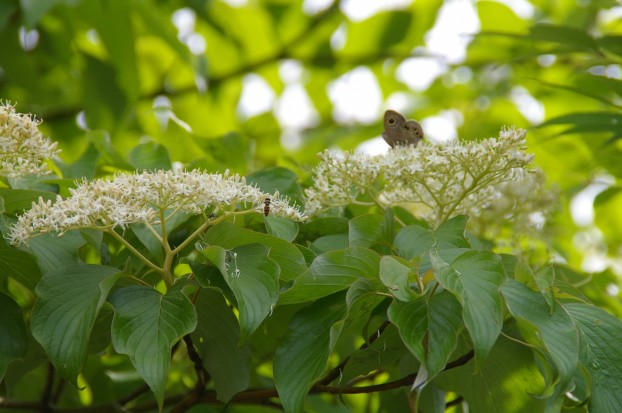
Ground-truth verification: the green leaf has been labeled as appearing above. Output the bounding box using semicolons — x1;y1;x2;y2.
388;291;463;379
344;277;386;327
564;303;622;412
247;166;305;206
192;132;253;174
310;233;349;253
394;215;469;261
379;255;419;301
279;247;381;305
0;293;28;382
57;144;99;180
430;250;505;368
348;212;393;248
85;0;139;100
265;215;299;242
538;112;622;140
30;264;122;383
191;288;250;402
340;324;407;383
434;335;546;412
109;284;197;409
204;222;306;282
0;236;41;290
26;231;87;274
0;189;56;215
501;280;578;391
529;23;597;51
598;35;622;58
274;293;347;413
209;243;280;341
129;142;172;171
534;266;555;311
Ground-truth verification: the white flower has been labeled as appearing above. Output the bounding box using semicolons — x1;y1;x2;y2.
9;170;305;244
0;102;60;177
305;127;555;231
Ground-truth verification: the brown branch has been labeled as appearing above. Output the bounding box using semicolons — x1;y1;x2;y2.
0;344;474;413
40;363;55;413
168;335;210;413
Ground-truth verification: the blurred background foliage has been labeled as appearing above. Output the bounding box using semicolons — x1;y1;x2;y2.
1;0;622;314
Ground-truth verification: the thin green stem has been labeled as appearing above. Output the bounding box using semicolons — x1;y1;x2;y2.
106;229;163;275
159;209;174;288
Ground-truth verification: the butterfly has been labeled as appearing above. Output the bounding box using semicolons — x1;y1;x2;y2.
382;110;424;148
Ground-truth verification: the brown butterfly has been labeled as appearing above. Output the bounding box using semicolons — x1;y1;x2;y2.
382;110;424;148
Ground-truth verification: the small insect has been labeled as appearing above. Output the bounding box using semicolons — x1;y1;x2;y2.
263;197;271;217
382;109;424;148
209;212;216;219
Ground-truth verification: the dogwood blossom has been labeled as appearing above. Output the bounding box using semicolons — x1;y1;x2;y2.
0;102;60;177
10;170;304;244
305;127;555;230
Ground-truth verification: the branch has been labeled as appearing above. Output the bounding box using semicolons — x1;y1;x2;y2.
0;349;475;413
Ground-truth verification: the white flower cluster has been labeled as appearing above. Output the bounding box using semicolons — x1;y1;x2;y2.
305;127;554;229
0;102;60;177
9;170;304;244
304;150;380;215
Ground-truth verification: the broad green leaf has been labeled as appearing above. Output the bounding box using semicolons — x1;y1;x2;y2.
31;264;122;383
379;255;419;301
215;243;279;341
56;144;99;180
565;303;622;412
344;277;386;327
348;212;393;248
129;142;172;171
0;236;41;290
109;284;197;409
297;217;349;241
534;266;555;311
340;325;407;384
25;231;87;274
435;335;546;412
0;293;28;382
394;215;469;260
430;250;505;368
538;112;622;139
265;215;299;242
85;0;139;100
279;247;381;305
0;189;56;215
204;222;306;282
388;291;463;378
86;130;134;170
192;132;253;174
501;280;578;392
310;233;349;253
274;293;347;413
191;288;250;402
